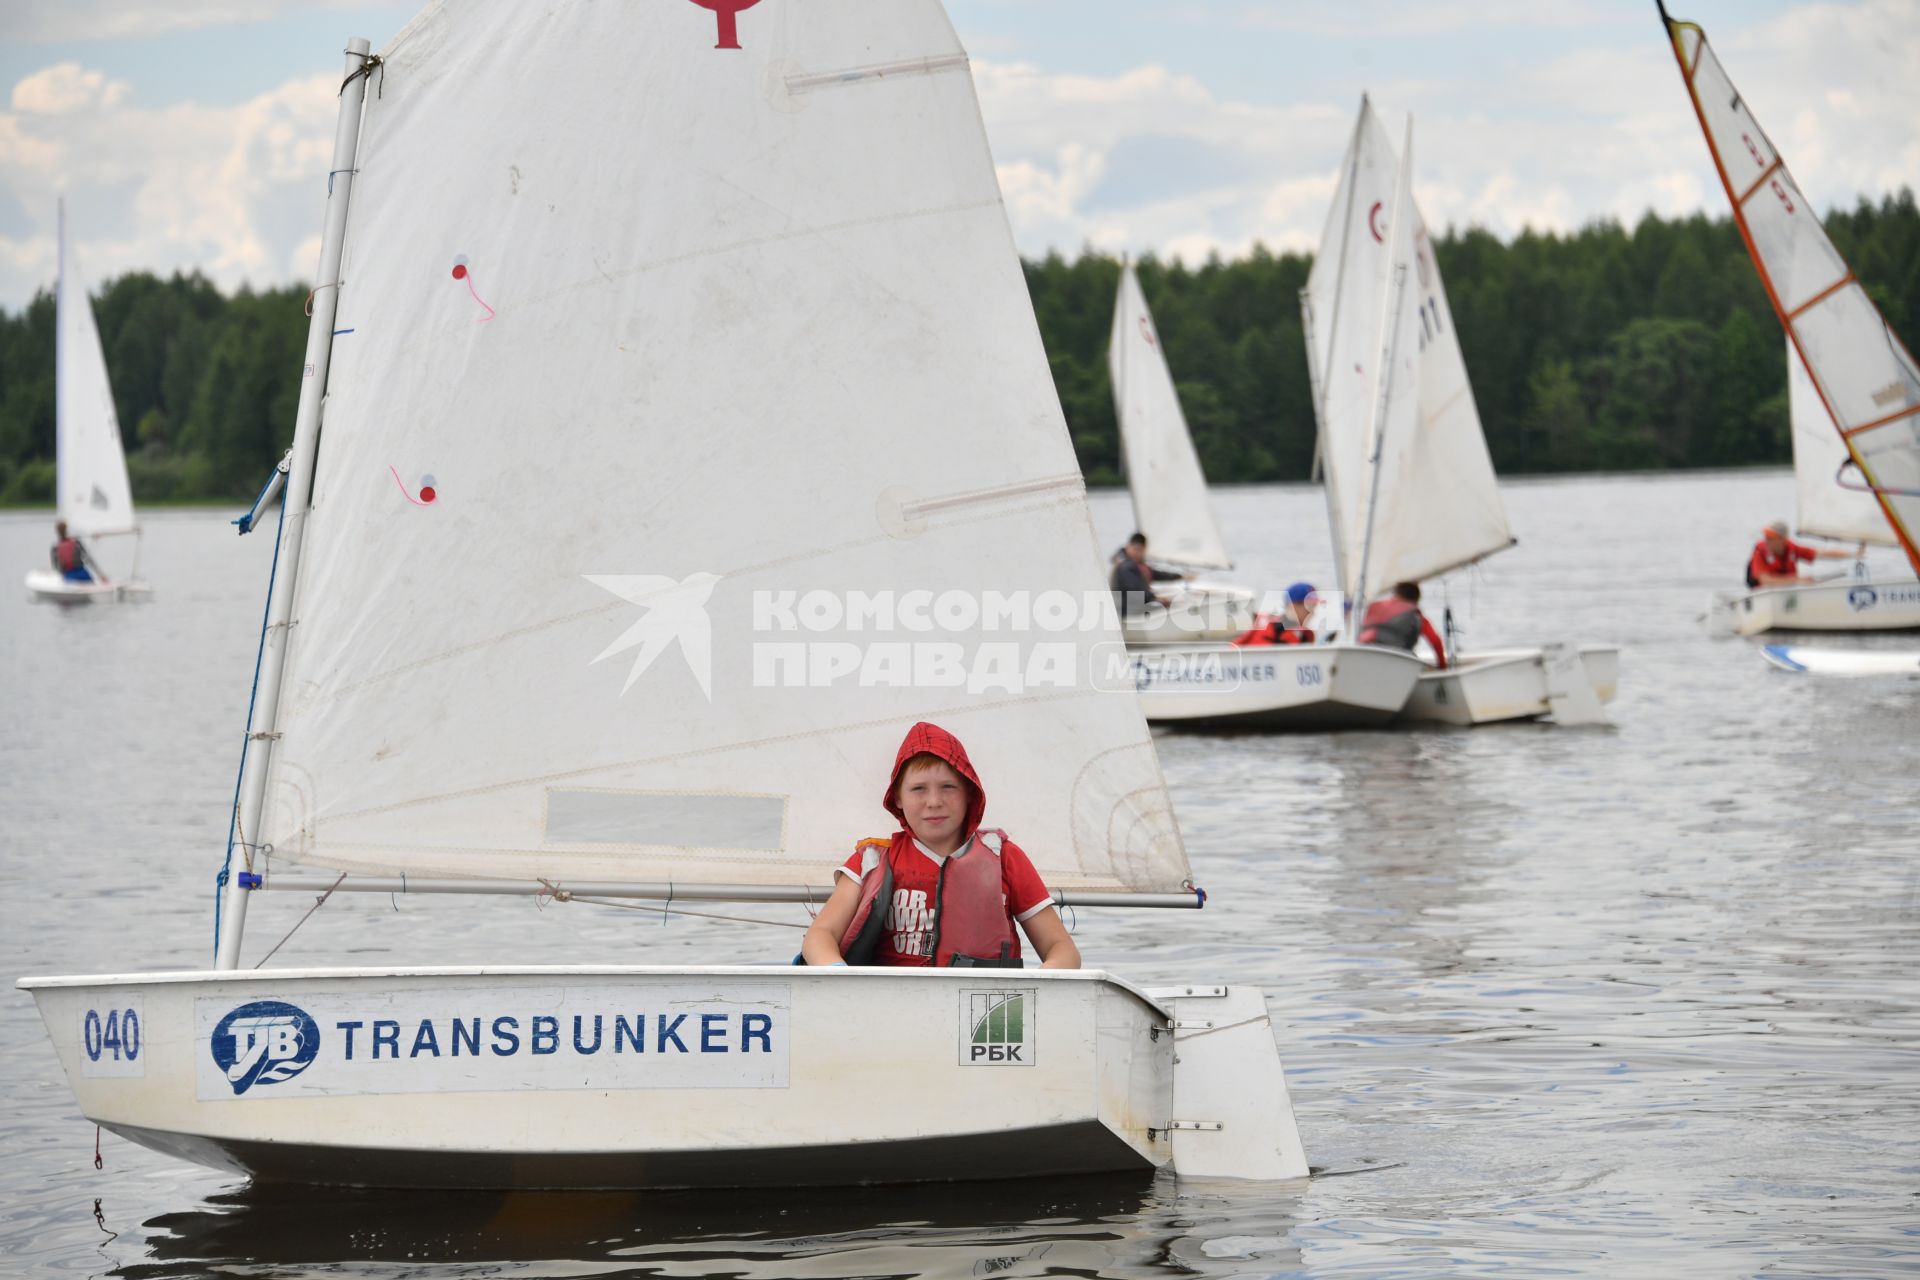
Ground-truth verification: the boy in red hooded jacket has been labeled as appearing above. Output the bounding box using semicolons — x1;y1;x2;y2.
801;722;1081;969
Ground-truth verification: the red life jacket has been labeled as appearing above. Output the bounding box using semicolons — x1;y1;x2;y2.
1358;596;1421;650
55;537;82;572
1232;614;1314;647
838;829;1020;968
1747;538;1810;587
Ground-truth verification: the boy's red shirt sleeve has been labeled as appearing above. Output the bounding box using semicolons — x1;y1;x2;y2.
999;839;1054;921
1418;614;1449;670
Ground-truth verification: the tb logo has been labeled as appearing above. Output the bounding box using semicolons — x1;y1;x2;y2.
210;1000;321;1095
690;0;762;50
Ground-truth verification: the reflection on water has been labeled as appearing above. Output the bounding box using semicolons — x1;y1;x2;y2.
109;1174;1313;1280
6;472;1920;1278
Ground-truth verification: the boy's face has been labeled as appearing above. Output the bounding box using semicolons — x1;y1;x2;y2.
896;760;970;853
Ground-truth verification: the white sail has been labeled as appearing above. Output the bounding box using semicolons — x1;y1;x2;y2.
54;200;136;538
1303;97;1396;595
258;0;1188;896
1791;339;1895;546
1306;103;1511;602
1107;262;1232;570
1664;12;1920;575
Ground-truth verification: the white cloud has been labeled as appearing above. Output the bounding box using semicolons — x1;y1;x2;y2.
967;0;1919;266
10;63;130;114
1216;0;1616;38
0;65;336;302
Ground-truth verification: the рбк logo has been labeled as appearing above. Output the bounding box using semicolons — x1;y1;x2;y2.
960;988;1035;1066
210;1000;321;1095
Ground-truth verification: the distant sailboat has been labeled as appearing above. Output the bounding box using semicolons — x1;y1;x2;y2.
1660;4;1920;642
24;200;149;604
20;1;1306;1189
1106;260;1254;644
1131;104;1431;732
1302;99;1615;725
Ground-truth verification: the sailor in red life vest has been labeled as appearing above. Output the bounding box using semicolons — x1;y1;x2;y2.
49;520;97;584
1746;519;1853;588
800;722;1081;970
1356;581;1448;669
1233;581;1317;647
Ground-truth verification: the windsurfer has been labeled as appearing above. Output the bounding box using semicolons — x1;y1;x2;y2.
1746;520;1854;588
1233;581;1318;647
801;722;1081;970
50;520;98;583
1108;532;1187;619
1357;581;1448;669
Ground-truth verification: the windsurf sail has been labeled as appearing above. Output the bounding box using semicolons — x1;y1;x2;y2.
1790;340;1895;546
1660;4;1920;574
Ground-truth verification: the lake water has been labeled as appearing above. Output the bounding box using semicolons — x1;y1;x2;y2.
4;470;1918;1278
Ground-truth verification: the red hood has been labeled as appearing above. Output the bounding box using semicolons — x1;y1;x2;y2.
883;722;986;842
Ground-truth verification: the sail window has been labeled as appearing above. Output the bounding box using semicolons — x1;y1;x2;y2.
545;791;786;851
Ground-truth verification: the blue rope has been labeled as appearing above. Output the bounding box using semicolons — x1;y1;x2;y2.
214;491;289;958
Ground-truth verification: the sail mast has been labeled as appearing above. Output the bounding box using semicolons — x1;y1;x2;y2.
215;37;374;969
1658;5;1920;576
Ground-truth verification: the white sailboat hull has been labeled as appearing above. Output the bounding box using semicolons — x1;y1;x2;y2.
1707;577;1920;636
23;567;151;604
1401;645;1620;726
18;966;1305;1189
1134;643;1423;730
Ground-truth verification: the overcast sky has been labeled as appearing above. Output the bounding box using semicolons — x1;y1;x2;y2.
1;0;1916;309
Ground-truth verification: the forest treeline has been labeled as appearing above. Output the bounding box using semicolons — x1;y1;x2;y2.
1;192;1916;504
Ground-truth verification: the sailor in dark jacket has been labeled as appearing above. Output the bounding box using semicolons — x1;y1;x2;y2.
1108;532;1185;619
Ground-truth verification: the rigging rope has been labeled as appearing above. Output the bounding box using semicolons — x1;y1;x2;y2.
254;873;349;969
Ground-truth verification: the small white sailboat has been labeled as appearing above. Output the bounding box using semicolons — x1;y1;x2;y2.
1662;3;1920;660
24;199;149;604
1106;261;1255;645
1705;343;1920;635
1302;100;1614;727
20;1;1306;1190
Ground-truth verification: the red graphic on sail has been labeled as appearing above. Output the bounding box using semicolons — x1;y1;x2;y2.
690;0;762;50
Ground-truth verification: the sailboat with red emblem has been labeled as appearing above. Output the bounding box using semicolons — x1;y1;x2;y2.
19;0;1308;1188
